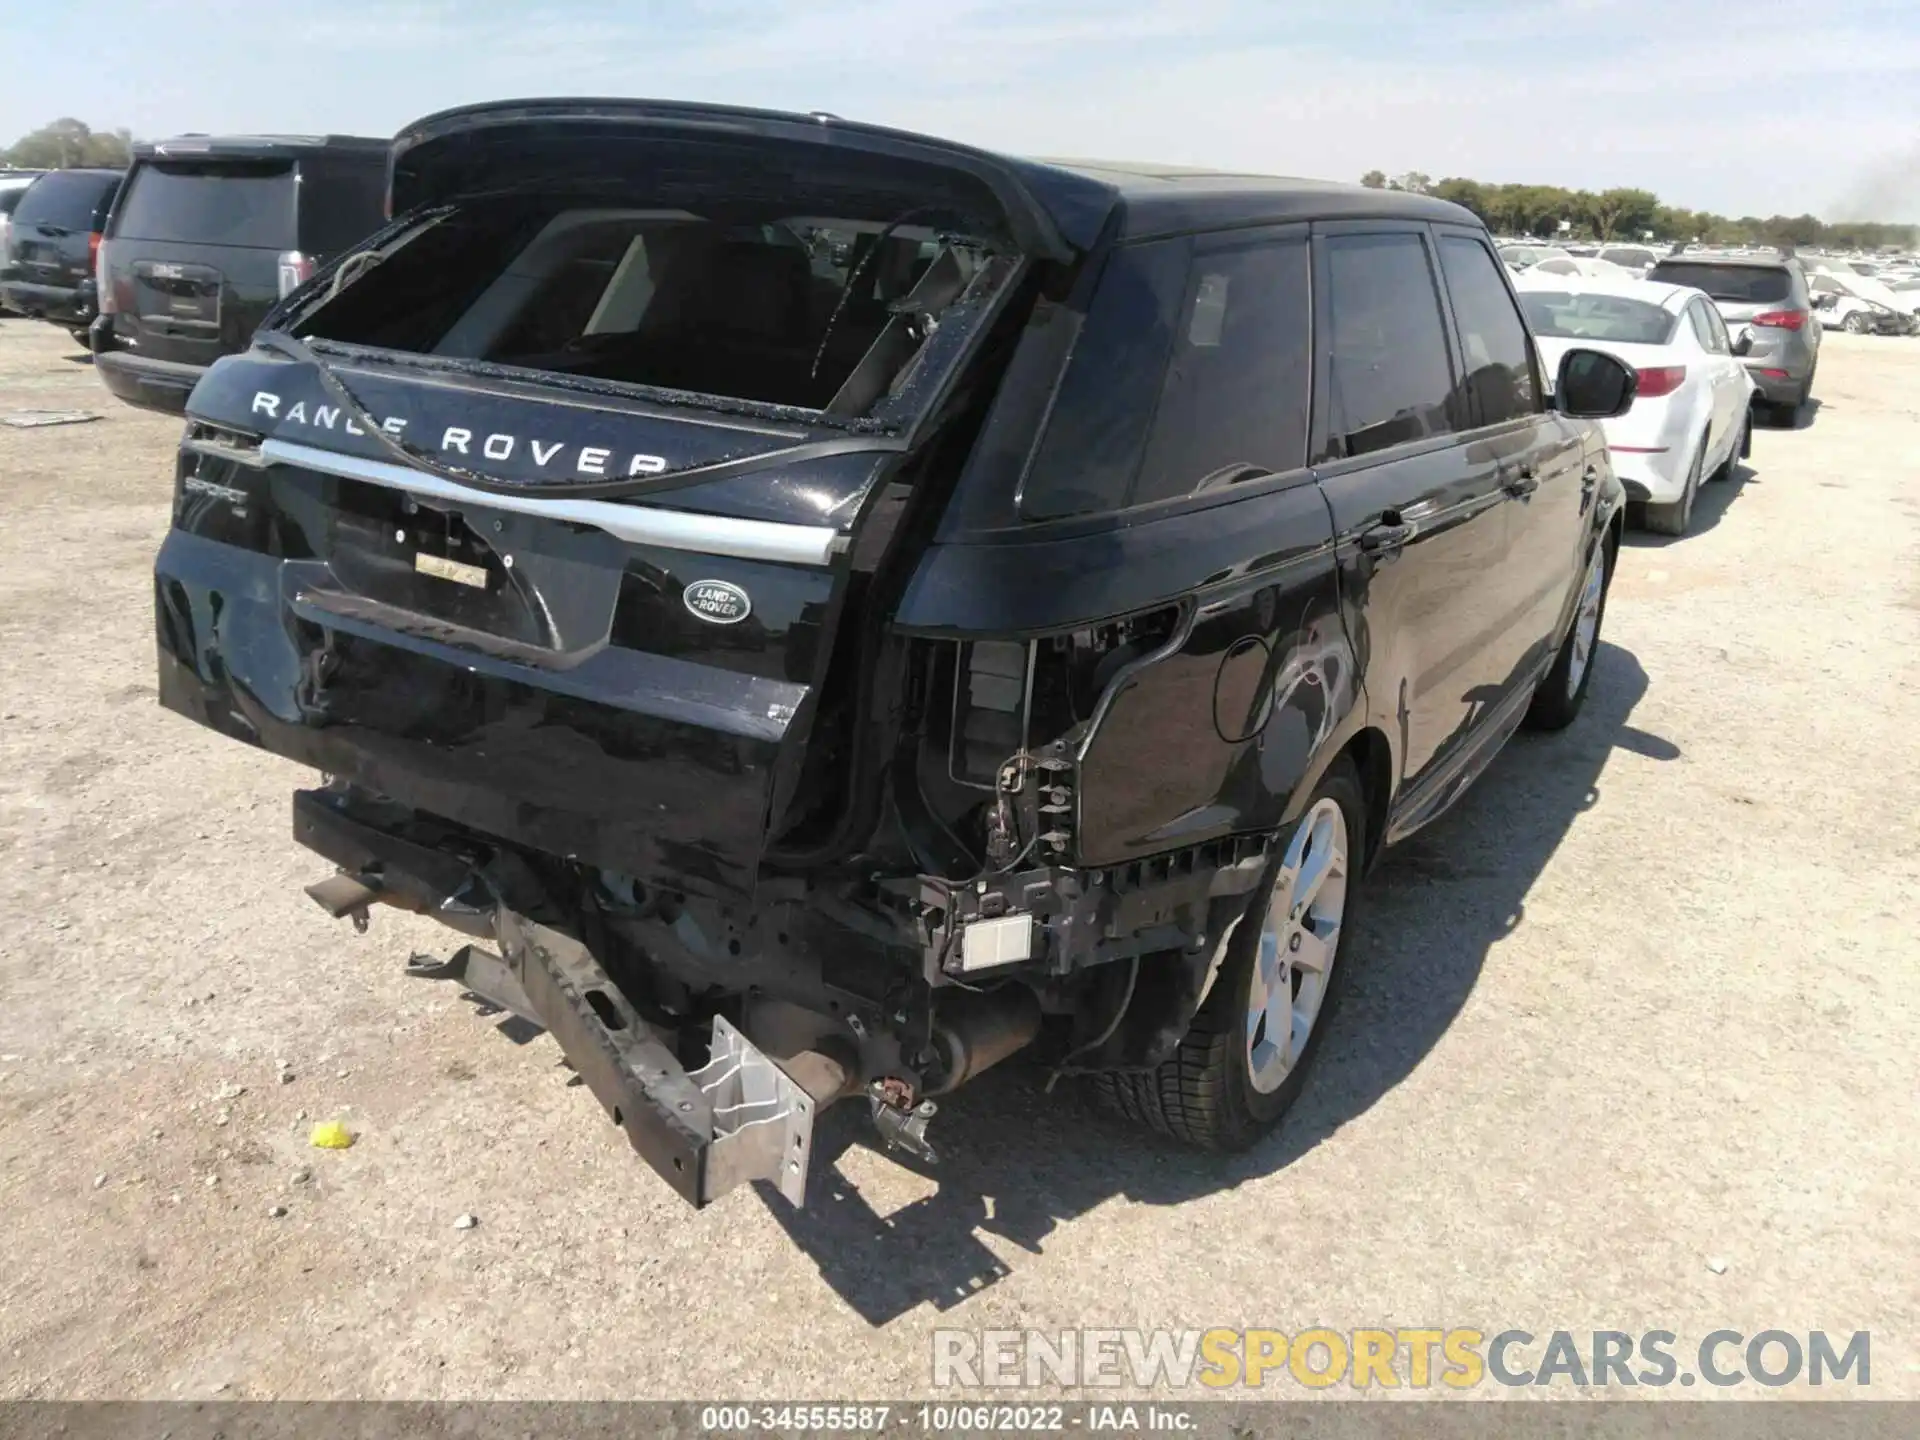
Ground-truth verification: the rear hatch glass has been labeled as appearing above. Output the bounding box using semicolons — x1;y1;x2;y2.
12;170;118;231
113;162;296;249
1647;262;1791;306
8;170;118;284
1519;291;1676;345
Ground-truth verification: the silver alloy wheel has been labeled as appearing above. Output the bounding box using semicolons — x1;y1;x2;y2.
1566;542;1606;698
1246;797;1349;1094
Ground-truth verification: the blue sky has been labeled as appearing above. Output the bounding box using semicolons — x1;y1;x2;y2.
4;0;1917;220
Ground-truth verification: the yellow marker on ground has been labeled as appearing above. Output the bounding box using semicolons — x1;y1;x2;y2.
308;1120;355;1150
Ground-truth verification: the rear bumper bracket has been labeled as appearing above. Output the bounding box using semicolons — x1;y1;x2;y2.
494;908;814;1208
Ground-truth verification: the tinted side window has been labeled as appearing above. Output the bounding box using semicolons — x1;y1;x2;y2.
1687;301;1719;351
1132;237;1311;503
1704;305;1732;353
1436;236;1538;425
1020;238;1190;519
297;159;387;256
1324;233;1458;458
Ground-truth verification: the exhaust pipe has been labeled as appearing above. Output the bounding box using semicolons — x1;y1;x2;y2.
927;986;1042;1094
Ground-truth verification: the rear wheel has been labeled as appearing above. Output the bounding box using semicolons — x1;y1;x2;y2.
1712;413;1748;481
1642;438;1704;536
1525;534;1611;731
1094;763;1365;1150
1841;311;1868;334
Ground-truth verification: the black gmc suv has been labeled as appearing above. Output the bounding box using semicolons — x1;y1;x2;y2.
0;167;123;340
154;100;1635;1209
92;133;387;414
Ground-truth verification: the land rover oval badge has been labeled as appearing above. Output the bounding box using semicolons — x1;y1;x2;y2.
683;579;752;625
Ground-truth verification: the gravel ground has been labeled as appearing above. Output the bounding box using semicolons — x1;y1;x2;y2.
1;318;1916;1402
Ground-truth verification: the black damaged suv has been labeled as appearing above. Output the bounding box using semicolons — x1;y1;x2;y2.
155;100;1635;1208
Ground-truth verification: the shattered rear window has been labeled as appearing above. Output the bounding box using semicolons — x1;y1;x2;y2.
290;199;1002;419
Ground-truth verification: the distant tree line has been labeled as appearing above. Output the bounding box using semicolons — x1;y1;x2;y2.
2;119;134;170
1359;170;1917;250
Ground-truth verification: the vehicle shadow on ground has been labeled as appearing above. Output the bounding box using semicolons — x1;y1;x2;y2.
1782;396;1822;430
1624;461;1758;548
765;640;1673;1325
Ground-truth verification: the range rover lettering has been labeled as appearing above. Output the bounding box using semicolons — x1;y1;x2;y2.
153;100;1635;1209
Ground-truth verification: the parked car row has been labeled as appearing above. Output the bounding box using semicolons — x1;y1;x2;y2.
1803;265;1917;335
0;170;50;311
1496;240;1660;277
0;166;122;338
0;135;386;410
1516;271;1754;536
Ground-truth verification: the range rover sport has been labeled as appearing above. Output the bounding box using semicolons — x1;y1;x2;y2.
154;100;1636;1208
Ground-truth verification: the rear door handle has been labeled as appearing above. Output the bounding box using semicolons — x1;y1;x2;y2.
1357;518;1415;557
1503;466;1540;499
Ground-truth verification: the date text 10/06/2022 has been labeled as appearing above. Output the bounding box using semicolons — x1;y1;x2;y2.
698;1404;1196;1432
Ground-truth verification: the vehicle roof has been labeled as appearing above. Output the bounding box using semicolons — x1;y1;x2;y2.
1514;272;1701;309
20;167;123;186
134;133;388;162
1032;158;1480;238
393;98;1481;252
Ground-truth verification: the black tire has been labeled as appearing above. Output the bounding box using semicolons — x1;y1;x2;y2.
1841;311;1867;334
1711;413;1747;481
1642;438;1704;536
1525;532;1613;731
1094;760;1368;1150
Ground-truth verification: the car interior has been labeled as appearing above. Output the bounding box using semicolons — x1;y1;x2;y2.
299;203;996;416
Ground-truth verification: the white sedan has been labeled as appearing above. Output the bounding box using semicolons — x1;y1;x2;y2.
1515;272;1757;536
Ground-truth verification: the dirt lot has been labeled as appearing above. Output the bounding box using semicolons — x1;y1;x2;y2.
1;318;1916;1402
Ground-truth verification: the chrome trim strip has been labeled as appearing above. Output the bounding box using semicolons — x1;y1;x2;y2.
258;438;844;566
184;435;268;469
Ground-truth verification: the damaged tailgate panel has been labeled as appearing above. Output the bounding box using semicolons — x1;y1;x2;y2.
154;100;1085;901
157;356;888;899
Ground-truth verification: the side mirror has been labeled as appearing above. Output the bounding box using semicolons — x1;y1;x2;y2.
1554;349;1638;419
1732;332;1753;356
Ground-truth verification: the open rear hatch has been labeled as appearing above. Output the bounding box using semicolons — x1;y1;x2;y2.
156;101;1106;900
